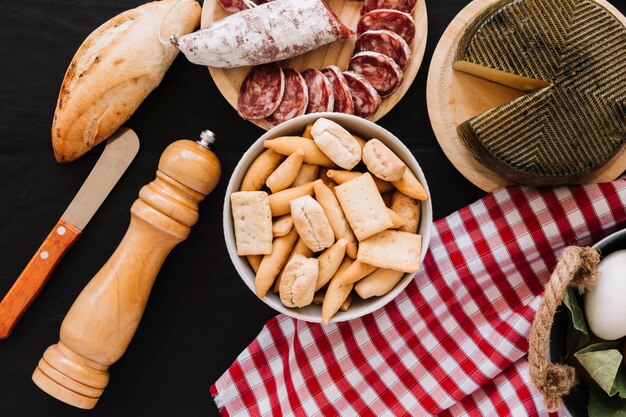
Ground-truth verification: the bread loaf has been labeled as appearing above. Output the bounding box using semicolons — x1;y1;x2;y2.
52;0;201;162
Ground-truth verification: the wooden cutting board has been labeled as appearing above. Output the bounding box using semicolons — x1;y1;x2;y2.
201;0;428;130
426;0;626;192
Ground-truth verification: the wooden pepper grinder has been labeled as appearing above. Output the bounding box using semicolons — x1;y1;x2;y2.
32;132;221;409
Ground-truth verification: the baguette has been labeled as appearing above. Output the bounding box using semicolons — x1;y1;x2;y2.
52;0;201;162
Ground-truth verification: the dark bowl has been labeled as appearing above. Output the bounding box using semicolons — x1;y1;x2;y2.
549;228;626;417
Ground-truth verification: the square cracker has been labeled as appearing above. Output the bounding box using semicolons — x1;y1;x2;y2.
357;230;422;273
335;173;393;241
231;191;273;256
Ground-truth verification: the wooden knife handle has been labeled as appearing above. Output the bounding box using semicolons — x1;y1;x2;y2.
0;219;81;339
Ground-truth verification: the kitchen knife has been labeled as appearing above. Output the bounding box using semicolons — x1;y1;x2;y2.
0;128;140;339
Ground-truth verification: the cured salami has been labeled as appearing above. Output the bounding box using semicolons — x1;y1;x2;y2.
349;51;403;97
358;10;416;46
322;66;355;115
176;0;353;68
237;63;285;120
343;71;381;118
355;30;412;69
266;68;309;127
301;68;334;113
361;0;417;15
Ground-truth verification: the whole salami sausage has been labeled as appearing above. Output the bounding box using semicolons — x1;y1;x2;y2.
358;10;416;46
175;0;353;68
354;30;412;70
237;63;285;120
343;71;381;118
301;68;334;113
361;0;417;15
349;51;403;97
322;66;355;115
266;68;309;127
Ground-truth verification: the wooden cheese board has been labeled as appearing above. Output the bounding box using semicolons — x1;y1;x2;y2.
426;0;626;192
201;0;428;130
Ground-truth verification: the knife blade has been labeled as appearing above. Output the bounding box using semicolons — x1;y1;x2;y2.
0;128;140;339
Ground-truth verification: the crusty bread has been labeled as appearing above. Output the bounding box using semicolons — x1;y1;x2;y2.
52;0;201;162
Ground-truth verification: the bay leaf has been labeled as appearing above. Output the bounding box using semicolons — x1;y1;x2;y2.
563;287;588;334
575;342;623;396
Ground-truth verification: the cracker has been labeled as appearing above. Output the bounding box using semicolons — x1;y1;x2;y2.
334;173;394;241
231;191;273;256
357;230;422;273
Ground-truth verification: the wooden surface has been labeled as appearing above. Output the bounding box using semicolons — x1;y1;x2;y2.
201;0;428;129
426;0;626;192
3;1;625;415
0;219;81;339
32;140;220;409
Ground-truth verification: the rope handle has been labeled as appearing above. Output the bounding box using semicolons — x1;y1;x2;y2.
528;246;600;411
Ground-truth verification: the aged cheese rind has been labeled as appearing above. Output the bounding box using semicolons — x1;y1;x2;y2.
456;0;626;184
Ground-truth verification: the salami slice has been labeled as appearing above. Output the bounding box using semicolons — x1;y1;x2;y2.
361;0;417;15
343;71;381;118
358;10;416;46
355;30;412;70
266;68;309;128
322;66;355;115
237;63;285;120
216;0;253;14
301;68;334;114
349;51;403;97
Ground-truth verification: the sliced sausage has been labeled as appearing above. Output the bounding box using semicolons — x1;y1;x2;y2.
361;0;417;14
349;51;403;97
358;9;416;46
266;68;309;128
355;30;412;70
322;66;355;115
237;63;285;120
343;71;381;118
301;68;334;114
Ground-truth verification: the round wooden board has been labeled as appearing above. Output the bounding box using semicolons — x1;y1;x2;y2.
201;0;428;130
426;0;626;192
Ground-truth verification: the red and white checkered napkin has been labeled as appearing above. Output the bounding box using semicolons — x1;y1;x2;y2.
212;180;626;416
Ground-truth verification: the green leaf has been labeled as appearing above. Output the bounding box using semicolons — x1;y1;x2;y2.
588;385;626;417
575;342;624;397
563;287;588;335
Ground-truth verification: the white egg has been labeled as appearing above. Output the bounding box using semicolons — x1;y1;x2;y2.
584;249;626;341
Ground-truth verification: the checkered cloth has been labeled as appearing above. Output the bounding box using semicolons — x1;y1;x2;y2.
211;180;626;416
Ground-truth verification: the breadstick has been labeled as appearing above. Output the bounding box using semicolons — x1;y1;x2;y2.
390;191;420;233
266;149;305;193
247;255;262;273
319;167;334;187
241;149;285;191
292;163;319;187
316;239;347;291
322;259;354;323
302;123;315;139
391;169;428;201
272;215;294;237
387;208;407;229
339;294;353;312
312;290;326;305
352;134;367;150
382;192;393;207
326;170;394;193
264;137;337;167
354;269;405;299
255;228;298;297
313;180;358;259
337;260;377;286
268;182;315;216
272;238;314;293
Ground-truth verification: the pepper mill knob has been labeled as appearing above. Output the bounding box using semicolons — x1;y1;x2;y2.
32;133;221;409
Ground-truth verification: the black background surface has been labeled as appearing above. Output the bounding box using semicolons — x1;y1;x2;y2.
0;0;578;415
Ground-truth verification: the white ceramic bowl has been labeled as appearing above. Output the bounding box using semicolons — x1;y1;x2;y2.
223;113;433;323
